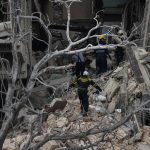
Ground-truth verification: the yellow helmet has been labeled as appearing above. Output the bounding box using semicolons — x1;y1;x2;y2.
98;35;106;40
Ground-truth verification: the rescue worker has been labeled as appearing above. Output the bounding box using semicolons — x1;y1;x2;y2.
95;35;111;76
69;71;102;116
72;52;85;78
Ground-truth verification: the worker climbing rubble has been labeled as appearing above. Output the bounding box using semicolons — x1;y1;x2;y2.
69;70;102;116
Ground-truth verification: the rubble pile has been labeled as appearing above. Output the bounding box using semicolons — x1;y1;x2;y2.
3;58;150;150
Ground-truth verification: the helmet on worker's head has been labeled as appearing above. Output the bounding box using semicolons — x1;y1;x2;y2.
118;30;124;36
83;71;89;76
98;35;106;41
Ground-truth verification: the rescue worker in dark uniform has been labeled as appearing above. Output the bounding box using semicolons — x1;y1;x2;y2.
115;46;125;66
95;35;111;76
69;71;102;116
72;52;85;78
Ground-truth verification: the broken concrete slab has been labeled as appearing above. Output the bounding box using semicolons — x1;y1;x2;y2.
3;139;16;150
137;48;148;60
142;126;150;145
46;114;57;128
29;85;52;109
0;21;11;38
108;97;118;113
104;77;120;100
41;140;59;150
45;98;67;113
56;117;68;128
138;143;150;150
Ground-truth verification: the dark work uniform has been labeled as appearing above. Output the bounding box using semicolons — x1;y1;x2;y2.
72;52;85;77
70;76;101;115
95;40;111;75
115;46;125;65
95;47;110;75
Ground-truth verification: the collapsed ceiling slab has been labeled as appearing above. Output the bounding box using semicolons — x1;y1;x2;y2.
0;21;11;38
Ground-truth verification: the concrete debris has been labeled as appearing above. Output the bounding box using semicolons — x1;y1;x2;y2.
104;77;120;101
45;98;67;113
3;135;27;150
3;139;16;150
41;140;59;150
56;117;68;128
47;114;57;128
90;59;96;69
128;132;143;144
108;97;118;113
138;143;150;150
127;80;137;94
142;126;150;145
115;127;131;141
29;85;53;109
3;61;150;150
33;135;45;143
137;48;148;60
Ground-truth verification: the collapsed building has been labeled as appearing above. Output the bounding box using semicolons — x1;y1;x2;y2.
0;0;149;75
0;0;150;145
0;0;150;149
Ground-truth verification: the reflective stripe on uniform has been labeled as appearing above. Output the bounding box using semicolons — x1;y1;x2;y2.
78;77;90;83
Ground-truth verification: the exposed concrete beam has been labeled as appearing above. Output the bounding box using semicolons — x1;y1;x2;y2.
0;21;11;38
133;47;150;90
126;45;144;84
143;0;150;50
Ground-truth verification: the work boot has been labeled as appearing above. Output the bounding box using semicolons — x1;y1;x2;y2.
82;112;88;117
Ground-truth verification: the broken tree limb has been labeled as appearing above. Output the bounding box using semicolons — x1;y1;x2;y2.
132;47;150;90
133;114;141;132
125;45;144;84
119;67;128;117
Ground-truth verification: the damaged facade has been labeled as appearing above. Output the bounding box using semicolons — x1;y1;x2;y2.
0;0;149;76
0;0;150;149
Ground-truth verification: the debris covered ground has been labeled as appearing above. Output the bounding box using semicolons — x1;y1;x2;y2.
3;48;150;150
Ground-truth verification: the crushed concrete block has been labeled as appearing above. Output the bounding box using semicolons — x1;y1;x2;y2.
137;48;148;60
3;139;16;150
115;127;130;141
41;140;59;150
104;77;120;100
47;114;57;128
90;59;96;69
127;81;137;93
45;98;67;113
33;135;45;143
30;85;52;109
138;143;150;150
142;126;150;145
56;117;68;128
128;132;143;144
14;135;26;146
108;97;117;113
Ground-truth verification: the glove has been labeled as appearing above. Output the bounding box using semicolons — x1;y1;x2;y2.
96;86;102;92
64;84;71;92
